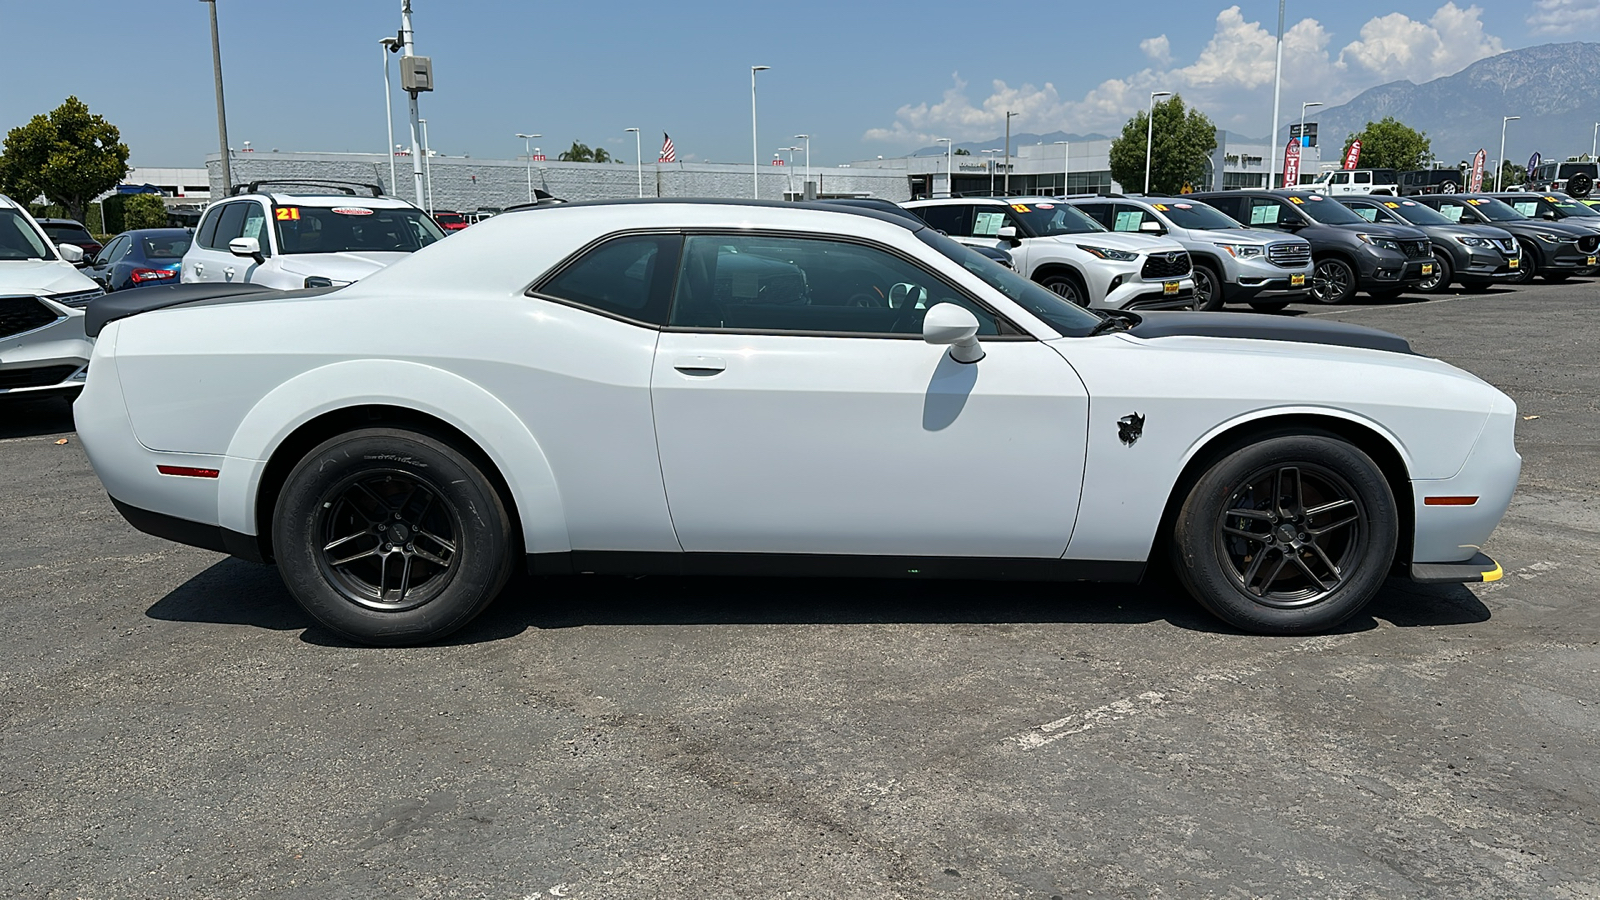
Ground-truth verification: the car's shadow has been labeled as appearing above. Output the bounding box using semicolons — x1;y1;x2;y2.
0;395;76;439
145;558;1491;648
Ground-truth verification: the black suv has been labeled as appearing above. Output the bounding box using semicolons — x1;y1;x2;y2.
1410;194;1600;283
1188;190;1432;303
1336;196;1520;292
1398;169;1467;196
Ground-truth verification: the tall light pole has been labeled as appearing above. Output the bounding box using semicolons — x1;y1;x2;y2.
794;134;810;199
400;0;425;206
625;127;642;197
982;149;998;194
419;118;433;213
380;37;401;195
935;138;952;198
751;65;770;199
199;0;232;195
1003;110;1018;195
1268;0;1285;191
1298;101;1322;176
1145;91;1172;194
779;146;800;197
515;133;540;202
1592;122;1597;159
1498;115;1520;191
1054;140;1070;196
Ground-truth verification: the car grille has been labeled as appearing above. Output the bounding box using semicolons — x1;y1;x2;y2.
1493;237;1517;254
1140;251;1191;279
0;297;63;339
0;364;78;390
1580;235;1600;254
1401;240;1430;259
1267;242;1311;268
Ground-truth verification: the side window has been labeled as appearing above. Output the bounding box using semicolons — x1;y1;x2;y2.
1111;204;1155;232
196;204;225;249
1075;203;1114;229
971;208;1007;237
1349;205;1379;222
1354;171;1372;185
240;203;272;257
1434;202;1465;223
536;233;682;326
1246;198;1287;228
1203;196;1241;220
912;205;970;237
209;203;249;248
96;236;127;265
117;236;136;258
669;233;1008;337
1332;172;1351;185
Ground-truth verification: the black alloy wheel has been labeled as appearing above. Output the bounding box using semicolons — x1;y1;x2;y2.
1171;433;1397;634
1417;250;1451;293
1190;263;1225;311
273;428;515;645
1509;241;1536;284
1311;258;1356;304
1040;273;1088;307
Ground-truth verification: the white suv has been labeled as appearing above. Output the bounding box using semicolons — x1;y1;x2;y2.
182;181;446;290
0;194;102;398
902;197;1194;309
1309;168;1400;197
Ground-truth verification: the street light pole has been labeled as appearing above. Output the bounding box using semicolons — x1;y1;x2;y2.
1268;0;1285;191
515;133;540;202
1298;101;1323;178
380;38;400;195
751;65;770;199
982;149;998;194
1498;115;1519;191
1054;140;1069;196
1004;111;1017;195
199;0;232;195
626;127;642;197
419;118;433;213
794;134;810;199
1145;91;1171;194
400;0;424;206
935;138;952;198
1592;122;1598;159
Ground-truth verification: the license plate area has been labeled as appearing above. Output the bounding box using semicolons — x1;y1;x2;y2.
1290;273;1306;287
1420;263;1435;275
1162;281;1179;295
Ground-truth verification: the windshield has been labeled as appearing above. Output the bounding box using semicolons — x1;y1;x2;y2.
139;233;191;259
0;209;53;260
1010;202;1105;236
917;228;1102;337
1466;197;1528;222
1296;196;1367;225
1153;200;1242;230
1547;197;1600;217
42;224;94;243
274;205;446;254
1382;200;1455;227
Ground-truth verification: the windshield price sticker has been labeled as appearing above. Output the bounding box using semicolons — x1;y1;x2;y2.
274;207;301;221
1546;196;1559;202
333;207;375;216
1384;202;1400;208
1289;196;1305;204
1153;204;1170;211
1010;204;1030;213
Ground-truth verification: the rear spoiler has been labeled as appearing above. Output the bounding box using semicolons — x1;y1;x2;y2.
84;283;334;338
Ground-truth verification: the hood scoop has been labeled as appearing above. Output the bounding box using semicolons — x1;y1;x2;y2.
1127;311;1414;355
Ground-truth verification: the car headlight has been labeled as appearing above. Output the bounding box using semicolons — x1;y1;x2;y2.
1355;234;1403;252
1216;243;1265;260
1454;236;1493;248
1076;245;1140;261
47;288;106;308
1534;232;1574;243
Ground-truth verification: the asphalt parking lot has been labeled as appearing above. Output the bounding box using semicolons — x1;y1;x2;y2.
2;283;1597;899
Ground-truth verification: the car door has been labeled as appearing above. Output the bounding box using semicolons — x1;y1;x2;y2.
186;202;246;283
1353;171;1372;194
87;235;127;289
650;231;1089;558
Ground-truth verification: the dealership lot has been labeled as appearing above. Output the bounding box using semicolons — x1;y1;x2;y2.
2;285;1597;897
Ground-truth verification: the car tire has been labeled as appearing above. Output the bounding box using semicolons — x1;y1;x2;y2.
1190;263;1225;311
1509;242;1537;285
1440;181;1459;194
1169;433;1398;635
1039;271;1089;307
1418;250;1452;293
1247;301;1290;313
272;427;516;646
1311;258;1356;304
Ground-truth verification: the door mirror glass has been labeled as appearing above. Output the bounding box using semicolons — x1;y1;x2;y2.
56;242;84;263
922;302;984;363
229;236;262;260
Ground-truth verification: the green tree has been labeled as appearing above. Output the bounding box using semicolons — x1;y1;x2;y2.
123;193;167;229
0;96;129;222
1497;160;1527;190
1107;94;1218;194
556;141;614;163
1342;117;1432;171
953;147;971;156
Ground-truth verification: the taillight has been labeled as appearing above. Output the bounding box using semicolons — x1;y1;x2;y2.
130;268;177;284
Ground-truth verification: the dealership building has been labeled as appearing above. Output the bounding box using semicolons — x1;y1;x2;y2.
199;131;1325;211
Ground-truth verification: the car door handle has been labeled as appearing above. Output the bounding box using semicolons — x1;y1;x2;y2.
193;263;204;276
224;266;235;280
673;356;727;376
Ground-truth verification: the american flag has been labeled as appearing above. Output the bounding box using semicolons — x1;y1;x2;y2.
659;133;676;163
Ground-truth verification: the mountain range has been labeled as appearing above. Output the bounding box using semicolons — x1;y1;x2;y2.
911;131;1111;157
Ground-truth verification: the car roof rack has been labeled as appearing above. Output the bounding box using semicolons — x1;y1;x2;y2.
232;180;386;198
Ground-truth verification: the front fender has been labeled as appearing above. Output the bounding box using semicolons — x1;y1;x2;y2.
217;359;569;554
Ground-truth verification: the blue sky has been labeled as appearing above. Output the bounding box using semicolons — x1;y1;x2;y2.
3;1;1598;168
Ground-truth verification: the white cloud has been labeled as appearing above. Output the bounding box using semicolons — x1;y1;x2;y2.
863;3;1504;147
1528;0;1600;35
1140;35;1172;66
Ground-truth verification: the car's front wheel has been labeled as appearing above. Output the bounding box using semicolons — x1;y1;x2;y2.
1170;433;1397;635
1311;258;1356;304
1510;242;1537;284
1190;263;1225;311
1039;272;1089;307
1418;250;1452;292
272;428;515;646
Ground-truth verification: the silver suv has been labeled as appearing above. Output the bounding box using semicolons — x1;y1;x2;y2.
1063;196;1313;311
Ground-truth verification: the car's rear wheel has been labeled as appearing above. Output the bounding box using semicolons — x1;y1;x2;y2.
1190;263;1225;311
1170;433;1397;635
1417;250;1452;293
272;428;515;646
1039;271;1089;307
1311;258;1356;304
1440;181;1458;194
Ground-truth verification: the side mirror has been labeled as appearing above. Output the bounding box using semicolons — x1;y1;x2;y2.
1138;220;1165;234
57;243;84;263
228;236;264;262
996;225;1022;247
922;303;985;364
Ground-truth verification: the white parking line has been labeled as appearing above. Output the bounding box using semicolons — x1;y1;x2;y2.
1299;294;1480;317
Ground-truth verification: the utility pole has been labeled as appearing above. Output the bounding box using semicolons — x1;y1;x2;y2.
1268;0;1285;191
200;0;232;195
1004;111;1017;195
401;1;425;206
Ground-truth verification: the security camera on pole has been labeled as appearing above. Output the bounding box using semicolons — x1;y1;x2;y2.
398;0;434;207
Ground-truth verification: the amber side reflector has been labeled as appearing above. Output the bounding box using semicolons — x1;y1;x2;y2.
1424;496;1478;506
157;465;220;479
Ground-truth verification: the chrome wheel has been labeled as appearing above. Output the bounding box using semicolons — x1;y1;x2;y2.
1311;259;1354;304
1416;252;1449;292
1216;463;1365;608
315;470;460;612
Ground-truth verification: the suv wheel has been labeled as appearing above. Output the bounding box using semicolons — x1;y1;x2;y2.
1418;250;1451;293
1039;272;1088;307
1440;181;1459;194
1311;258;1356;304
1190;263;1224;311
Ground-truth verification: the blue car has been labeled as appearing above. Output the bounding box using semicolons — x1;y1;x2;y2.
85;228;192;291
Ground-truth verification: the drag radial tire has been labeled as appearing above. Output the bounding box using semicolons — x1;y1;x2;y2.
272;428;515;646
1169;433;1398;635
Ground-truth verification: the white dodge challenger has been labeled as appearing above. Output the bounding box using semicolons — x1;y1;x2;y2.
75;200;1519;645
